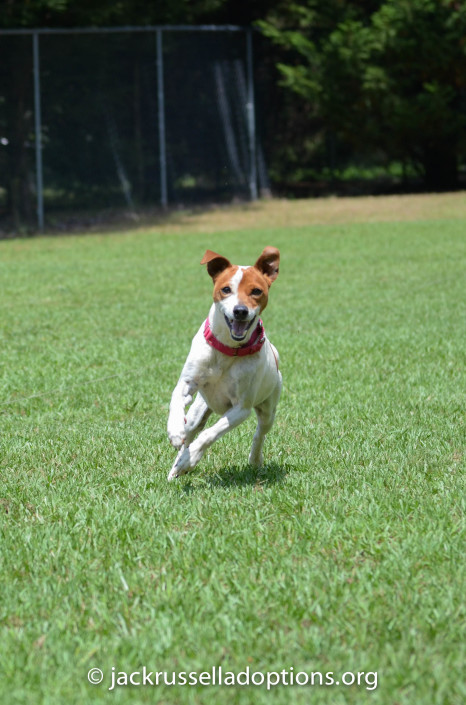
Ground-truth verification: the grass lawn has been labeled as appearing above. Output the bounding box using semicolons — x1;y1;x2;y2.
0;196;464;704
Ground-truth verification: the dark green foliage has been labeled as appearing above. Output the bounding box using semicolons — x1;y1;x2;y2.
260;0;466;189
0;0;226;29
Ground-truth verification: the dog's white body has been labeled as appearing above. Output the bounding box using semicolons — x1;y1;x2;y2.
167;248;282;480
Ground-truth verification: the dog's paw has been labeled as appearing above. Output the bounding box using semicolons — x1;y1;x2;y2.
248;450;264;468
168;433;185;450
167;446;186;481
167;442;204;481
167;415;186;449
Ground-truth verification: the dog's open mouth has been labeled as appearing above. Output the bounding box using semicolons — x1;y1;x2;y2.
224;315;255;341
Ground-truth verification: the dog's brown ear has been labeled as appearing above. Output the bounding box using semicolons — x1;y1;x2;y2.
200;250;232;280
255;247;280;283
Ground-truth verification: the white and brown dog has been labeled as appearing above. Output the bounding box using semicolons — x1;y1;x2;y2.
167;247;282;480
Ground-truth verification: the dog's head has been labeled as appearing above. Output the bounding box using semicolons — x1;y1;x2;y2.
200;247;280;342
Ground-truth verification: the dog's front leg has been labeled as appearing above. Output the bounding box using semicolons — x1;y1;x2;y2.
184;393;212;445
167;377;198;450
168;405;251;480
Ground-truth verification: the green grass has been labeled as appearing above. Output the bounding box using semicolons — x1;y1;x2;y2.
0;214;464;705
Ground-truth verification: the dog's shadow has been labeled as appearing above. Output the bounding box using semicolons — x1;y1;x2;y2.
181;462;288;493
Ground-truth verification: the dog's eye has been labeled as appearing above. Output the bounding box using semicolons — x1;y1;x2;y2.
221;286;232;295
251;288;263;296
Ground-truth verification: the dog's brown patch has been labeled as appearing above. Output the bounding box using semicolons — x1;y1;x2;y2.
212;266;240;303
237;267;270;312
255;247;280;283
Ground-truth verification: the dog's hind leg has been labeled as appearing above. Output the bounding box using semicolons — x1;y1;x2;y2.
248;383;281;467
248;408;275;467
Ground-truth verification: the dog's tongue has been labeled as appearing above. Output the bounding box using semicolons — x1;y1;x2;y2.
232;320;249;338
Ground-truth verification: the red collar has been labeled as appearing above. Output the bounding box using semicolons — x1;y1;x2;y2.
204;318;266;357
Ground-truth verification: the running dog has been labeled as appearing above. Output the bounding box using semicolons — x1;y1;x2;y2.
167;247;282;480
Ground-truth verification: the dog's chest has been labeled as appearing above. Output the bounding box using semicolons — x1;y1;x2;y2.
196;358;243;415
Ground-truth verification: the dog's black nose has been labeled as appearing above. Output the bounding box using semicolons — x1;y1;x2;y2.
233;305;249;321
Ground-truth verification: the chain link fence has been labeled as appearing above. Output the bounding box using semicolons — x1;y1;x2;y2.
0;26;271;230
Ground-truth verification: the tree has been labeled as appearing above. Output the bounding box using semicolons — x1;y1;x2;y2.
0;0;227;29
260;0;466;190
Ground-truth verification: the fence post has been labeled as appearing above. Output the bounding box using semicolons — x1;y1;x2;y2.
156;29;168;209
246;28;258;201
33;32;44;230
